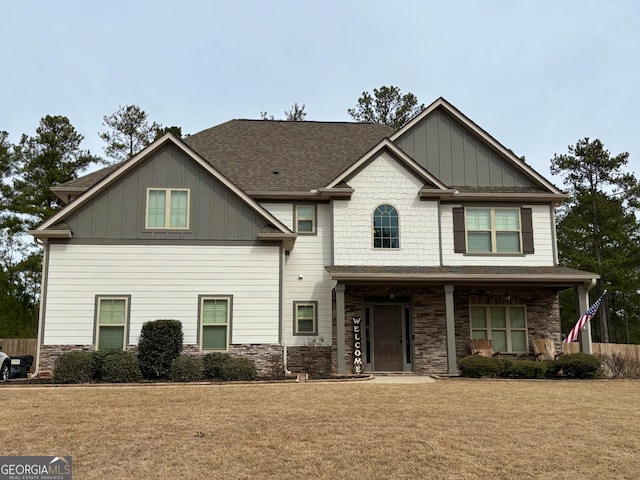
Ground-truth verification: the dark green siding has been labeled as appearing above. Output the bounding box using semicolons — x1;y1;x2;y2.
64;144;269;240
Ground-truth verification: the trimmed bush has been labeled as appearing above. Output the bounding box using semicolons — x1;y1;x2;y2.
137;319;184;379
502;360;548;379
457;355;502;378
202;352;232;380
545;360;561;378
220;356;257;381
52;351;94;384
170;355;204;382
101;351;142;383
556;353;602;379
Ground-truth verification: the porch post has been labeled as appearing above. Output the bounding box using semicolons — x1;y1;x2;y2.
576;284;593;354
444;284;458;374
335;283;346;374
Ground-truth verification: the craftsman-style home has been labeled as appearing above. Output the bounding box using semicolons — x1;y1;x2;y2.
30;98;598;376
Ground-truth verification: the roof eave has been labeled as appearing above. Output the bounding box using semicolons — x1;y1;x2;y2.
418;188;459;199
257;232;297;251
327;272;599;285
441;192;568;204
28;229;72;240
249;188;355;201
50;186;87;203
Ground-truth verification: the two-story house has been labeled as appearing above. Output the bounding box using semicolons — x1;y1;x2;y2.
30;98;598;377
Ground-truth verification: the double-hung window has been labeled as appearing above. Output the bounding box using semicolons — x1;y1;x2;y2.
96;296;129;350
294;301;317;335
200;296;231;351
373;204;399;249
470;305;527;353
295;205;316;234
146;188;190;229
466;207;521;253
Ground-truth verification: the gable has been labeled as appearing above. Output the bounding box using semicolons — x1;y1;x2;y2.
57;143;274;241
394;104;550;191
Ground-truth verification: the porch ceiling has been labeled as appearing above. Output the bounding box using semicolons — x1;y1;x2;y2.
325;265;599;288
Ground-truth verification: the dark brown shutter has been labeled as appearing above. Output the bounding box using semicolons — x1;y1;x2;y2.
521;207;534;254
453;207;466;253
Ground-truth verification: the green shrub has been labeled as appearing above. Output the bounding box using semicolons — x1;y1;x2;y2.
170;355;203;382
202;352;232;379
556;353;602;379
137;319;184;379
457;355;502;378
545;360;561;378
101;351;142;383
502;360;548;379
220;356;257;381
52;351;94;384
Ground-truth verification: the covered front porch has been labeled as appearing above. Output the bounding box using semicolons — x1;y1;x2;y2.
327;266;599;375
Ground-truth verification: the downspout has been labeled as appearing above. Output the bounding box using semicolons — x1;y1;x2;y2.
31;238;49;378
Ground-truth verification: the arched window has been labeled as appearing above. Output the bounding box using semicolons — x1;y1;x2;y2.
373;204;399;249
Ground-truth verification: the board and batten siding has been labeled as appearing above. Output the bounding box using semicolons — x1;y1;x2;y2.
65;144;269;241
43;244;281;346
441;204;556;266
333;151;440;266
261;203;333;345
395;108;538;189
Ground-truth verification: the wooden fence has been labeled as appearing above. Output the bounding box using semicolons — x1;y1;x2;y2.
0;338;37;358
562;342;640;362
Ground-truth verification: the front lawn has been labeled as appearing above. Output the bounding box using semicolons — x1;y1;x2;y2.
1;379;638;479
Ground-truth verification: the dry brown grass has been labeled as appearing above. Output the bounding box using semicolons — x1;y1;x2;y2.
1;379;639;479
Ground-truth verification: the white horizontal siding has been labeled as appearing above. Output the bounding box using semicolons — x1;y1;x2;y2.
282;203;333;346
441;204;556;266
260;203;293;231
333;152;440;266
44;244;280;346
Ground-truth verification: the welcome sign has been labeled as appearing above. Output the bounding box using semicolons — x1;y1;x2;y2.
353;317;363;373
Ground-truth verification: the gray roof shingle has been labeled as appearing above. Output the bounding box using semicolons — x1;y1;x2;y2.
183;120;394;193
56;120;394;195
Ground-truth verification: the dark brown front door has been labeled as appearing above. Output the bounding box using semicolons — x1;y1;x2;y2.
373;304;403;371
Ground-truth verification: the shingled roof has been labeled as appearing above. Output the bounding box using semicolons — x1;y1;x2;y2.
55;120;394;197
183;120;394;193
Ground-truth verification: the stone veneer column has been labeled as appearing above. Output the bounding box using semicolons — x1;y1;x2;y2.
576;284;593;354
335;283;346;374
444;284;457;374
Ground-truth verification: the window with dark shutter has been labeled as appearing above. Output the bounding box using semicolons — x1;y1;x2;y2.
454;206;535;254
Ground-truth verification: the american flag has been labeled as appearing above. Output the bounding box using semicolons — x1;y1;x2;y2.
563;291;607;343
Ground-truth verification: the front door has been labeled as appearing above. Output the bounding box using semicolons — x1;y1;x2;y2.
373;304;403;371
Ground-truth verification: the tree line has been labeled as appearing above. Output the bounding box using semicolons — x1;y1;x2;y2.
1;87;639;344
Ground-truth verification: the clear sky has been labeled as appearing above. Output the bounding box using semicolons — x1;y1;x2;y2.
1;0;638;185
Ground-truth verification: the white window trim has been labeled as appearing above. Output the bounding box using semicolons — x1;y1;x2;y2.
470;305;528;353
95;295;130;351
465;207;522;253
295;204;316;234
145;187;191;230
293;301;318;336
199;295;232;351
372;203;400;250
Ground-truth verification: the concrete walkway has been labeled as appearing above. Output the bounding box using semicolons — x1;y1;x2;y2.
365;375;436;384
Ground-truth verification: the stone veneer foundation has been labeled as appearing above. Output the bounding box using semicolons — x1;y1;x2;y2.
38;343;284;378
